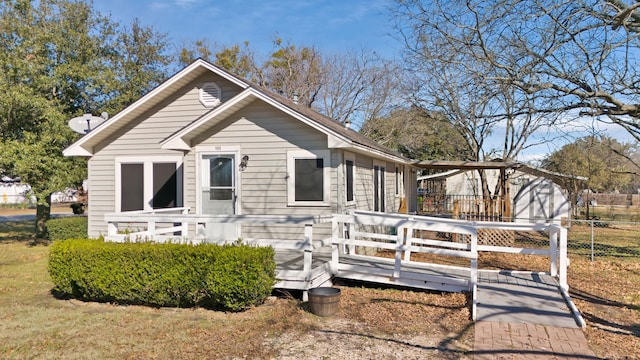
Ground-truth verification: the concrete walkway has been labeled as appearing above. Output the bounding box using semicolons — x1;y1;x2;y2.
473;271;597;359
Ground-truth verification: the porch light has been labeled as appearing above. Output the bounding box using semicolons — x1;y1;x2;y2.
240;155;249;171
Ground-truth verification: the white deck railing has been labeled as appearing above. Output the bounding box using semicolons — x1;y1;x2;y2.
105;209;334;295
104;208;569;319
350;210;568;291
332;210;479;319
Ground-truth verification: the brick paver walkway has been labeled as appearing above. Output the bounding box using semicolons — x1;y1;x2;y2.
473;321;598;359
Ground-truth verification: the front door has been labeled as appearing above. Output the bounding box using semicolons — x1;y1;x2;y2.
200;154;238;242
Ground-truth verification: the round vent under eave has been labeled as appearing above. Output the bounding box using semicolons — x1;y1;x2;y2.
199;82;222;108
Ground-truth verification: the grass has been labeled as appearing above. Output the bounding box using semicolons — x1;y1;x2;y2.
0;220;474;359
578;205;640;222
2;213;639;359
0;231;299;359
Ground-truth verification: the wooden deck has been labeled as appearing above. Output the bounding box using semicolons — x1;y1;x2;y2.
104;209;572;322
273;250;332;291
335;254;470;292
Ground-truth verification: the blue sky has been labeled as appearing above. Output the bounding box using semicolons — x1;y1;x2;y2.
93;0;399;59
92;0;636;161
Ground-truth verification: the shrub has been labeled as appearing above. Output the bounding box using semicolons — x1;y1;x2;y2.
48;239;276;311
47;216;88;240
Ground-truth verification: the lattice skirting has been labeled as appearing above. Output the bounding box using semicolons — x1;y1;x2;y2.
477;229;515;247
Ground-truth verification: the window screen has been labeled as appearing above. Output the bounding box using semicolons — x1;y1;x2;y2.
295;158;324;201
152;163;177;208
121;163;144;211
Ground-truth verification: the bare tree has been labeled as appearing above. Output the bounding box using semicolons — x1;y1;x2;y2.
393;0;640;145
261;38;324;107
393;0;566;201
174;38;402;127
318;49;403;128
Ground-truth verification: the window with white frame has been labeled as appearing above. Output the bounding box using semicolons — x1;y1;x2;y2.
287;150;330;206
373;161;386;212
116;157;183;212
345;152;355;204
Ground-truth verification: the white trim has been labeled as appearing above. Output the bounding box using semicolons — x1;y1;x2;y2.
64;59;248;157
395;165;401;197
195;145;242;216
161;88;254;150
373;159;386;212
114;156;184;212
344;152;356;205
196;147;242;239
159;88;409;163
286;149;331;207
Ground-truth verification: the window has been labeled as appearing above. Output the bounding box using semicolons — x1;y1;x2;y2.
287;150;330;206
121;164;144;211
374;162;385;212
116;157;183;212
345;152;355;203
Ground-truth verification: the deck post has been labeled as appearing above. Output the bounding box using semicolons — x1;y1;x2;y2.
393;225;405;279
470;229;478;321
107;222;118;240
303;223;313;276
559;227;568;291
181;208;189;240
403;224;413;262
549;226;558;277
331;218;340;274
147;220;156;241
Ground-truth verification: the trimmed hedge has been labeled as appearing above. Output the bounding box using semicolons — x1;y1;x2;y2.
48;239;276;311
47;216;88;240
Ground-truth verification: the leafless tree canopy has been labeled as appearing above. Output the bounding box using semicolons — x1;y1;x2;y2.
393;0;640;143
318;49;403;128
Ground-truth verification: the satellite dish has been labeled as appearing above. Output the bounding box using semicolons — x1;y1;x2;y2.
68;113;106;134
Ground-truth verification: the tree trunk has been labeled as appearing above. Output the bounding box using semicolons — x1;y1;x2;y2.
478;169;493;216
35;194;52;239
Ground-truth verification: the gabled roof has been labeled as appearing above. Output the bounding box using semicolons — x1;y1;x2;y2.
63;59;249;157
64;59;408;164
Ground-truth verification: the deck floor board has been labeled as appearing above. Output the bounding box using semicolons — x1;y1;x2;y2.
273;250;579;327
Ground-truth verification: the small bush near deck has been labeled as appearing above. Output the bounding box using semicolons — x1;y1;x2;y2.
47;216;88;240
48;239;276;311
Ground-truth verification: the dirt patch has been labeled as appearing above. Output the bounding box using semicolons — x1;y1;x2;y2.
266;286;474;359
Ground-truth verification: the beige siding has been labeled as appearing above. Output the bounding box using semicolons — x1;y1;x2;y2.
354;154;374;211
191;100;335;240
385;161;400;213
86;71;407;242
87;74;244;237
348;155;403;214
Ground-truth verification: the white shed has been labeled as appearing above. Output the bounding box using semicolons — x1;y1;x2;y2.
513;178;570;224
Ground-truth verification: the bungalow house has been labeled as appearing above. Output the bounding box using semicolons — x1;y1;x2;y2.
61;62;575;311
63;59;418;241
